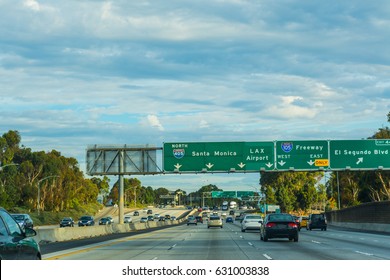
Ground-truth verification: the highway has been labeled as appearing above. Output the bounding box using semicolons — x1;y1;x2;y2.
42;218;390;260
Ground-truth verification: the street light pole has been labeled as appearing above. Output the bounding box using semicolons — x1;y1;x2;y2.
37;175;59;215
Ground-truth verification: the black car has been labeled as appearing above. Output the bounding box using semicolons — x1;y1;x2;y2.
260;213;299;242
99;217;112;225
133;211;140;216
78;215;95;226
225;217;234;223
60;217;74;227
307;213;327;231
0;207;41;260
195;216;203;223
11;213;34;229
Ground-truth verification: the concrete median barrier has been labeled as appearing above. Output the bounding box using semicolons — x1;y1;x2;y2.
34;211;190;244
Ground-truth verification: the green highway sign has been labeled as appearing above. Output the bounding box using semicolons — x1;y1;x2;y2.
211;191;236;198
211;191;255;198
330;139;390;170
163;142;274;172
163;140;390;173
237;191;254;198
275;140;329;171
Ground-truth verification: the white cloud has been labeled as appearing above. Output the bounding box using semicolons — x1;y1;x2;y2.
147;115;164;131
1;0;390;190
23;0;40;12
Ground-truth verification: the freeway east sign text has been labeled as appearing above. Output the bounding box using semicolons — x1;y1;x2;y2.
275;140;329;171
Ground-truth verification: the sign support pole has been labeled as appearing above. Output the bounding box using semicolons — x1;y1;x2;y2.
118;150;124;224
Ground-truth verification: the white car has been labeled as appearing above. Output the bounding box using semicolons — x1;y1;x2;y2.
124;216;132;223
241;214;263;232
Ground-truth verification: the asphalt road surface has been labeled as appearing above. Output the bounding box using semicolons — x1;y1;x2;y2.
42;218;390;260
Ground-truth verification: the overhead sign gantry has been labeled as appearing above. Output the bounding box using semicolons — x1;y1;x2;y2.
163;140;390;172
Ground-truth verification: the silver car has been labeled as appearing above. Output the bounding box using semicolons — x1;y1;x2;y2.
124;216;132;223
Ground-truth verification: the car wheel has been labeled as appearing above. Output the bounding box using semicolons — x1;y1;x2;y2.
263;235;268;242
241;229;245;232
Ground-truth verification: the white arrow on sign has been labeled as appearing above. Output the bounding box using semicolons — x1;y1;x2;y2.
278;160;286;166
307;160;315;166
174;163;182;170
356;157;363;165
206;163;214;169
266;162;273;168
238;162;246;168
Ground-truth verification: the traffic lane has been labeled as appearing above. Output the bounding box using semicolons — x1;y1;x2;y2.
159;222;258;260
298;228;390;260
43;223;200;260
231;222;390;260
42;221;261;260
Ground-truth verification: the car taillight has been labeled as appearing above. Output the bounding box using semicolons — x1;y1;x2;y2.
266;222;276;228
288;222;297;228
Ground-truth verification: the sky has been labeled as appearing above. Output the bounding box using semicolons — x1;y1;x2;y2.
1;0;389;193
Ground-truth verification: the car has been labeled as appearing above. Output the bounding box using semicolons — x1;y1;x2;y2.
260;213;299;242
307;213;327;231
158;216;166;222
201;212;209;218
140;217;148;223
241;214;263;232
187;216;197;225
229;210;235;215
124;216;132;223
235;213;245;221
154;213;161;219
133;211;139;216
60;217;74;227
99;217;112;225
11;214;34;229
292;215;301;230
208;215;223;228
147;209;153;214
195;216;203;223
170;216;177;221
164;214;171;220
299;216;308;229
147;215;154;221
0;207;41;260
106;216;114;223
225;217;234;223
78;215;95;226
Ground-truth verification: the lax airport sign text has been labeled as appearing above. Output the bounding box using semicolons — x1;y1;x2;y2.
163;140;390;173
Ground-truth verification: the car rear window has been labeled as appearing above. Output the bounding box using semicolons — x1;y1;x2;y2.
246;216;262;220
210;216;220;220
268;214;293;222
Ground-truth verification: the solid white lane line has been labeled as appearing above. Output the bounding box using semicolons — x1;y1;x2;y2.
355;251;373;256
311;240;322;244
263;254;272;260
248;242;253;246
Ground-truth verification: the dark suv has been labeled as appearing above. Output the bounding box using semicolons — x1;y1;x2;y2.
307;213;327;231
